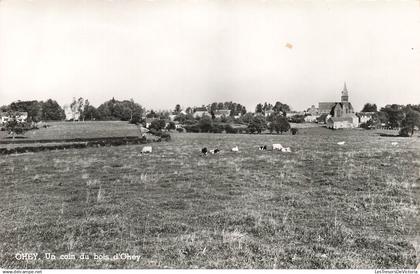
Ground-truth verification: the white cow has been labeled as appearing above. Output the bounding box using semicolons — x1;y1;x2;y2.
141;146;152;153
391;142;398;146
281;147;292;153
272;144;284;150
337;141;345;146
231;146;239;152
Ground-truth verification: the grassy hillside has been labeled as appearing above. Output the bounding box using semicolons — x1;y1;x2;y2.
0;121;143;141
0;128;418;268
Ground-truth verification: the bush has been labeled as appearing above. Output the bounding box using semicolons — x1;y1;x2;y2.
399;127;410;137
184;124;200;133
176;128;184;133
224;124;238;134
291;128;298;135
211;124;224;133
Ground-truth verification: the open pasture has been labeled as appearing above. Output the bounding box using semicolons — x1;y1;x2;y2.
0;121;143;141
0;128;419;268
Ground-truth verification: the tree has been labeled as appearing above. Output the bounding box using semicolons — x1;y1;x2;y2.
41;99;65;121
248;115;267;134
273;101;291;114
269;115;290;134
401;109;420;136
150;119;166;131
5;112;27;139
9;100;43;122
96;98;144;121
198;116;213;132
361;103;377;112
166;121;176;131
174;104;182;114
240;113;254;124
379;105;405;129
255;103;264;114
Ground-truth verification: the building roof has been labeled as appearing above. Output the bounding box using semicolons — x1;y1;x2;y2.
194;107;207;112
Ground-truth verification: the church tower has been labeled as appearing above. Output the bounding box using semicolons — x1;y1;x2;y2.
341;82;349;102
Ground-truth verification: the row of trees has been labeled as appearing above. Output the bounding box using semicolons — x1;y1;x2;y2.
360;103;420;136
0;99;65;122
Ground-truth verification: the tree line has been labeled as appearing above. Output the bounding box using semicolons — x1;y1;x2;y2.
360;103;420;136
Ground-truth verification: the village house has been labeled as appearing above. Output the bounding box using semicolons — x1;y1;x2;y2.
324;83;359;129
0;111;28;125
264;109;274;117
213;109;231;119
193;107;209;118
357;112;376;124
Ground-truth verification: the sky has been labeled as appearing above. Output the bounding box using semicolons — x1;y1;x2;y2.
0;0;419;112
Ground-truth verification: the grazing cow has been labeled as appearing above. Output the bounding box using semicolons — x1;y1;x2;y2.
201;147;208;155
210;148;221;154
141;146;152;153
231;146;239;152
259;145;267;151
273;144;284;151
337;141;345;146
281;147;292;153
391;142;398;146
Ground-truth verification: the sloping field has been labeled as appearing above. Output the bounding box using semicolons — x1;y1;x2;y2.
0;128;418;269
0;121;143;141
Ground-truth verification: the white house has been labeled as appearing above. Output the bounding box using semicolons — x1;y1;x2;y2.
193;107;209;118
0;111;28;125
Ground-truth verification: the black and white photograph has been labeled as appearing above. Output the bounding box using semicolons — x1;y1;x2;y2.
0;0;419;271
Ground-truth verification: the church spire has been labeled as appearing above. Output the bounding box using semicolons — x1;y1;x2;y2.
341;82;349;102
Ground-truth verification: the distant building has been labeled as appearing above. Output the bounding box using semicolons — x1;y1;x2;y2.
324;83;359;129
357;112;376;124
213;109;231;119
304;115;318;123
0;111;28;125
306;105;319;116
193;107;209;118
264;109;274;117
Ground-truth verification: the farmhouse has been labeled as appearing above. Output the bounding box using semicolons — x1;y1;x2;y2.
0;111;28;125
193;107;209;118
357;112;376;124
213;109;231;119
320;83;359;129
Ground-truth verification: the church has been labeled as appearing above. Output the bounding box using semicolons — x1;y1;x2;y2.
319;83;359;129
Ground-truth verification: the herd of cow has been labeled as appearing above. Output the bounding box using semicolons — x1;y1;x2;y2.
200;143;292;155
139;140;398;154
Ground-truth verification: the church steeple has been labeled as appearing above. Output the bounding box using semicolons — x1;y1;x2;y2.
341;82;349;102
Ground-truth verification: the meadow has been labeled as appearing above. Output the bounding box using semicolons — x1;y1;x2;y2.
0;126;419;269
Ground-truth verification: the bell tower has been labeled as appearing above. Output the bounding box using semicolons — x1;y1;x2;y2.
341;82;349;102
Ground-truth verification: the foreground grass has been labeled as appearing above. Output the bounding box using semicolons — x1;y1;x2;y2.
0;128;418;268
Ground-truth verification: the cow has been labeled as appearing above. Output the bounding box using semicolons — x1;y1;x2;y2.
231;146;239;152
258;145;267;151
273;144;284;151
281;147;292;153
141;146;152;153
210;148;220;154
391;142;398;146
201;147;208;155
337;141;345;146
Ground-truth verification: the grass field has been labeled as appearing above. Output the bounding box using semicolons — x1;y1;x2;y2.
0;126;419;269
0;121;143;141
